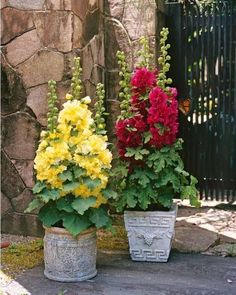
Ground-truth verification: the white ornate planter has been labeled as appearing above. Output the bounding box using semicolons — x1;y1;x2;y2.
44;227;97;282
124;204;178;262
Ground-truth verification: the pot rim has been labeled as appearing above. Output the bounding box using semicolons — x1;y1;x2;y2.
43;226;96;237
124;203;178;216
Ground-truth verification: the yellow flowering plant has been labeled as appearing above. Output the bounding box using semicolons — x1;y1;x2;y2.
25;58;116;236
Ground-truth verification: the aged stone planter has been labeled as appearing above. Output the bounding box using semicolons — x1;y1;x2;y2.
124;204;178;262
44;226;97;282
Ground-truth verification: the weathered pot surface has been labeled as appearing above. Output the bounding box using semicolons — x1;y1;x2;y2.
124;204;178;262
44;226;97;282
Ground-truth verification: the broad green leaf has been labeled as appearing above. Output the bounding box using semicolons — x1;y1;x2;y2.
123;189;137;208
58;170;73;182
73;166;85;179
62;181;80;192
143;131;152;144
134;153;143;160
71;197;96;215
56;198;74;213
138;191;151;210
83;177;101;190
32;181;46;194
62;214;91;236
38;202;61;227
70;129;78;136
102;188;118;200
174;166;189;177
38;188;60;202
158;195;173;208
89;207;110;228
24;198;42;213
110;164;129;178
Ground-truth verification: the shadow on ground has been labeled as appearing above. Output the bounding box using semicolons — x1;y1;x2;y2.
2;251;236;295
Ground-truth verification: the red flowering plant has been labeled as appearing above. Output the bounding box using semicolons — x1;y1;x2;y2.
112;28;200;211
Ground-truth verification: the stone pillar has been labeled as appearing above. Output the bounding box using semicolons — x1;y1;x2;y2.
103;0;160;140
1;0;104;236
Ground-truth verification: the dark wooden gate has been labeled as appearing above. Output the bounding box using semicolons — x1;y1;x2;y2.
165;0;236;201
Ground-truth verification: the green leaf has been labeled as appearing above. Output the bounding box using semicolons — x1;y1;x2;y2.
62;214;91;236
143;131;152;144
174;166;189;177
83;177;101;190
70;129;79;136
32;181;46;194
38;201;61;227
24;198;42;213
102;188;118;200
125;147;149;160
123;189;137;208
181;176;200;208
138;190;151;210
110;164;129;178
58;170;73;182
62;181;80;192
56;198;74;213
38;188;60;202
89;207;110;228
73;166;85;179
158;194;173;208
71;197;96;215
130;172;150;187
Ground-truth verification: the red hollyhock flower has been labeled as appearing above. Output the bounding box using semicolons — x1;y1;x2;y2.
147;86;179;148
131;67;156;92
115;115;147;158
131;94;148;116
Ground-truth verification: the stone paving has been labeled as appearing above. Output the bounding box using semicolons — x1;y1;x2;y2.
1;251;236;295
172;205;236;256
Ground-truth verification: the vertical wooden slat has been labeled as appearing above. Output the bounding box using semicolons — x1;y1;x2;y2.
205;4;211;200
212;2;217;200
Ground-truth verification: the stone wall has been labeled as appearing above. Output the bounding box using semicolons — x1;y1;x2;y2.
1;0;105;236
1;0;165;236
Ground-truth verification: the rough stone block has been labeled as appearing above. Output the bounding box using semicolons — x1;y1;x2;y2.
105;0;124;20
5;30;41;66
122;1;156;41
11;188;36;213
2;112;41;160
73;15;84;49
64;0;72;10
17;50;64;88
172;223;218;253
1;7;34;44
81;44;94;81
1;59;26;115
12;159;35;188
71;0;88;20
88;0;98;11
27;84;48;126
83;9;100;43
90;65;104;85
104;19;132;70
45;0;64;10
106;99;120;142
1;150;25;199
1;192;13;216
7;0;45;10
83;80;96;100
34;11;73;53
1;212;44;237
90;35;104;66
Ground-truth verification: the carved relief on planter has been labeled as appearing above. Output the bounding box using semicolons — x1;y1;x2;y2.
124;205;178;262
